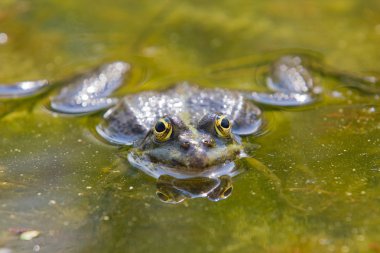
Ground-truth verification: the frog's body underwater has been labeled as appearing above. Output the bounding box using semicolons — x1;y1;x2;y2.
1;55;378;203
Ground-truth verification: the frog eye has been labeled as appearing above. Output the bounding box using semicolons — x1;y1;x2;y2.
154;117;172;142
214;115;232;138
221;185;233;198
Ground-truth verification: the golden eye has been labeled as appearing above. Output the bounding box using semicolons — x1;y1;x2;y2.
154;117;172;142
214;115;231;138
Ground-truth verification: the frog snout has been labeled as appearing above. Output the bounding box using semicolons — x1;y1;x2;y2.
201;137;215;148
180;140;215;168
187;149;209;168
180;138;215;151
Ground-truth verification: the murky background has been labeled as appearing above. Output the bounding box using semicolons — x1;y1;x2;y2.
0;0;380;252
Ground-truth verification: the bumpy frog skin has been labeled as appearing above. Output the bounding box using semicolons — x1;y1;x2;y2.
116;86;259;169
96;84;261;202
1;55;377;203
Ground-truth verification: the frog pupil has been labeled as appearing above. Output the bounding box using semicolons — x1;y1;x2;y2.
221;118;229;128
155;121;166;132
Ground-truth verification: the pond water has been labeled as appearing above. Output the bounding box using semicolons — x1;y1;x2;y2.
0;0;380;252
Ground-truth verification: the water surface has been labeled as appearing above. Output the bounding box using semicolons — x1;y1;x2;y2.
0;0;380;252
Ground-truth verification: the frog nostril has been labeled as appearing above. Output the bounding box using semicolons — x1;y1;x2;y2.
180;141;190;150
202;138;215;148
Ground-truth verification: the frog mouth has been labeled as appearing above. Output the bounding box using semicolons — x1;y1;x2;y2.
127;151;246;179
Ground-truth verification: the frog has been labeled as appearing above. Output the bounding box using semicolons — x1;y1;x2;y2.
52;55;319;203
0;55;377;203
96;83;261;203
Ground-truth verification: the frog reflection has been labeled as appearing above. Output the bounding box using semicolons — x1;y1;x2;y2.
156;175;233;203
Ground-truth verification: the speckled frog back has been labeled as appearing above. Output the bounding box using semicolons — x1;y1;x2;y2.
96;83;262;145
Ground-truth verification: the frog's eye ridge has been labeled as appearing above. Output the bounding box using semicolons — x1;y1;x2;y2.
154;117;172;142
215;115;232;138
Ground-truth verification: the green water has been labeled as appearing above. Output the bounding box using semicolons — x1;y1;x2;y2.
1;0;380;252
